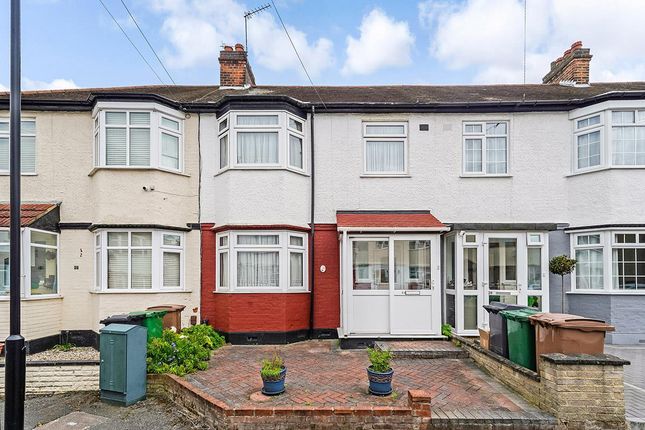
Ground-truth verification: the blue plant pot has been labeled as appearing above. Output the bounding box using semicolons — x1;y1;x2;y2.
367;367;393;396
261;367;287;396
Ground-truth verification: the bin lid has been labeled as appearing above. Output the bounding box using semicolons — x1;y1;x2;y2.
130;310;167;318
99;313;145;325
483;302;526;314
528;313;615;332
500;308;541;322
147;304;186;312
100;323;142;334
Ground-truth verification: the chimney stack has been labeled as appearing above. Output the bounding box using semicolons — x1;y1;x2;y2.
219;43;255;88
542;41;592;85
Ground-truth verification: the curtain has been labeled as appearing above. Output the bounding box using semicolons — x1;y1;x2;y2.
219;134;228;168
0;137;7;171
131;249;152;289
106;128;127;165
161;117;179;130
464;138;482;172
0;121;37;173
237;251;279;287
163;252;181;287
108;249;128;289
237;234;279;245
237;115;279;126
129;128;150;166
485;137;507;174
575;248;603;289
161;132;179;169
366;140;404;172
290;252;303;287
129;112;150;126
219;252;229;288
237;132;278;164
289;135;303;168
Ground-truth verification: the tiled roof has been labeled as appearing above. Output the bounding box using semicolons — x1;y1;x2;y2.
2;82;645;107
336;211;446;230
0;203;58;227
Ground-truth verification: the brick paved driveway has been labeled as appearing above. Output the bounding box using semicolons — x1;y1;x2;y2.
186;340;542;417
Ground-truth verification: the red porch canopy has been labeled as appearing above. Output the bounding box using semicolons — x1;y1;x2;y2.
0;203;59;227
336;210;447;231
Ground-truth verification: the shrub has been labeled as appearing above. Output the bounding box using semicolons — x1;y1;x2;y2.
441;323;453;337
146;324;225;376
53;343;75;352
367;347;392;373
260;352;285;381
550;255;577;312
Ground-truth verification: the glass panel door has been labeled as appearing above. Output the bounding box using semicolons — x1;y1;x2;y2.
462;247;479;331
486;237;519;305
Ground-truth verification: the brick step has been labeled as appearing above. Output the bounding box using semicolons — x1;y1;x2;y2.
375;340;468;359
431;408;558;429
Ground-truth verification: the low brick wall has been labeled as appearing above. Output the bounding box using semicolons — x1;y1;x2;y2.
148;374;432;430
0;361;100;396
455;335;629;430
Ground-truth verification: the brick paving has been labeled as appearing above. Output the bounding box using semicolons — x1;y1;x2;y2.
606;345;645;427
185;340;551;422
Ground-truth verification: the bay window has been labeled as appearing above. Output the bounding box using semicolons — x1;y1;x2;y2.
362;122;407;175
0;118;36;174
575;114;602;170
572;230;645;292
0;228;59;298
463;121;509;175
216;230;307;292
611;110;645;166
95;230;184;291
217;111;306;173
93;103;183;172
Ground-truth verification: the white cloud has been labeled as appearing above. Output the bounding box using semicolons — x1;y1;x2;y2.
23;78;79;91
342;9;414;76
419;0;645;83
0;83;7;92
148;0;334;78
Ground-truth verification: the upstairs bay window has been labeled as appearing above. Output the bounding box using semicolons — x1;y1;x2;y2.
611;110;645;166
0;118;36;174
463;121;508;175
93;103;183;172
216;230;307;292
217;111;306;173
95;230;184;291
575;114;602;170
362;122;407;175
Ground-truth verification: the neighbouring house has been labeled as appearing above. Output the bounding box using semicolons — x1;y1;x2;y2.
1;41;644;349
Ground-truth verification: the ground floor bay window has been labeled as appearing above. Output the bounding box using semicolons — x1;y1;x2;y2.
340;233;442;337
216;230;308;292
444;231;549;336
94;230;184;291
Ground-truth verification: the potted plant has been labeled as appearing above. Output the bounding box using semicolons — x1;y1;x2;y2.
549;255;577;313
366;347;393;396
260;352;286;395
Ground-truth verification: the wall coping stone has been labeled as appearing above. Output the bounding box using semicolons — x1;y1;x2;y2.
540;353;630;366
0;360;100;368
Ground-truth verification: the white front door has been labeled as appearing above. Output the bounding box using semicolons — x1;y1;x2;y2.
345;234;441;336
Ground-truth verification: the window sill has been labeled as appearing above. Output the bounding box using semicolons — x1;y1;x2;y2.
459;174;512;178
0;295;63;301
567;290;645;296
0;172;37;176
215;167;309;177
88;167;190;177
567;166;645;177
90;289;191;294
360;174;411;178
213;289;310;294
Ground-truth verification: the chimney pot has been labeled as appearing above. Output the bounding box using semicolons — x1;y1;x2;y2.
542;41;592;85
219;42;255;87
224;45;233;52
235;43;245;52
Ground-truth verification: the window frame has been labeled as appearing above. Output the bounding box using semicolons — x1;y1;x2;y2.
610;109;645;168
94;229;185;292
216;230;308;293
0;117;37;175
573;113;604;172
92;102;184;174
461;121;510;176
361;121;409;176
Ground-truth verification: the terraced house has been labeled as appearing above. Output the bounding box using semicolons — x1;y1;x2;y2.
1;41;644;350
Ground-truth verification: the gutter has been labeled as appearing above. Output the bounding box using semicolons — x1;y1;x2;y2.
308;105;316;338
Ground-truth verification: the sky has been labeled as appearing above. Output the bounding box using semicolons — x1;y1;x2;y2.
1;0;645;91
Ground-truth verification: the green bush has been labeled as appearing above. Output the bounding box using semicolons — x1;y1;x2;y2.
441;323;453;337
146;325;225;376
260;352;285;381
53;343;75;352
367;347;392;373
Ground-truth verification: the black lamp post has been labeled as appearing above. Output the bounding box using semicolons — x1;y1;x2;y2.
4;0;26;428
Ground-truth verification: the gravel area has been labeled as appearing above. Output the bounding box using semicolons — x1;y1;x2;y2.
27;346;99;362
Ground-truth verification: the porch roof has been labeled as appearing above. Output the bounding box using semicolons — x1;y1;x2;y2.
336;210;447;231
0;203;59;228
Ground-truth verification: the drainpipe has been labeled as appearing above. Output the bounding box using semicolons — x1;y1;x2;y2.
308;106;316;338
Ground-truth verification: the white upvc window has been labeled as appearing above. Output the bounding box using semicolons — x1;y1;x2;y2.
216;230;308;292
611;109;645;166
0;118;36;174
362;122;408;175
217;111;307;173
574;113;603;171
94;230;185;291
571;229;645;292
0;228;59;298
462;121;509;175
93;102;184;173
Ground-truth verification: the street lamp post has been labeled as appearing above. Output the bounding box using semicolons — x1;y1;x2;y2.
4;0;26;429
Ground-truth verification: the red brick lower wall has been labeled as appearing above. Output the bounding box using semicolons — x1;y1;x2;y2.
313;224;341;330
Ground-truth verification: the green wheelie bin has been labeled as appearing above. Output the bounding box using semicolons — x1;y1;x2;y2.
129;310;167;341
500;308;540;371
